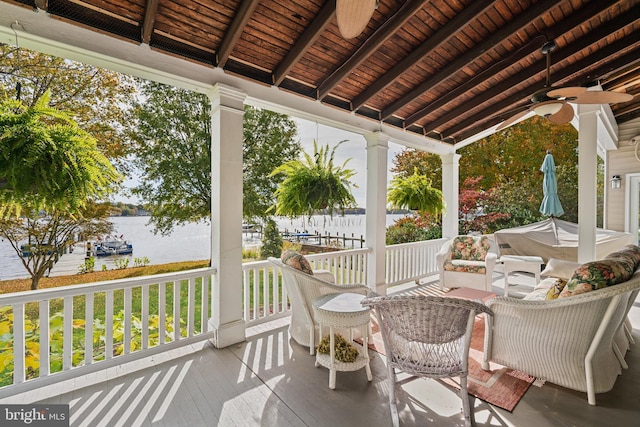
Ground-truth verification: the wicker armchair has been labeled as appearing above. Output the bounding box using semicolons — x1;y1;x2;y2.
436;235;498;291
268;257;369;355
361;294;493;427
482;274;640;405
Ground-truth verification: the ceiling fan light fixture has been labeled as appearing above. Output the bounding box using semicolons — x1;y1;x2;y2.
532;101;564;117
336;0;377;39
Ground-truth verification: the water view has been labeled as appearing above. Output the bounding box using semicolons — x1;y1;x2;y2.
0;214;407;280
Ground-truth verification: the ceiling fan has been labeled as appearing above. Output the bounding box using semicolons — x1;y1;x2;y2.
496;40;634;131
336;0;378;39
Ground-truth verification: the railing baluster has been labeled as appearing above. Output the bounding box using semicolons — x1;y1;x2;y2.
142;284;149;349
201;274;209;333
173;280;180;341
12;303;25;384
188;278;195;337
85;292;94;365
124;287;132;354
38;300;50;377
63;296;73;370
106;290;114;359
159;282;166;344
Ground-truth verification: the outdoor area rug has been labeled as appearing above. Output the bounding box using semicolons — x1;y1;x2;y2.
357;286;536;412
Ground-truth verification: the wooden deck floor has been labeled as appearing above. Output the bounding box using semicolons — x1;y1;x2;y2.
3;271;639;426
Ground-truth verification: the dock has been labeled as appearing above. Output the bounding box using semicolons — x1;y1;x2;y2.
47;242;90;277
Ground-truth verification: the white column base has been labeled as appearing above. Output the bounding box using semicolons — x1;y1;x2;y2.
208;318;246;349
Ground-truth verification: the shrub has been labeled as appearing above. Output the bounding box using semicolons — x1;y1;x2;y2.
260;218;283;259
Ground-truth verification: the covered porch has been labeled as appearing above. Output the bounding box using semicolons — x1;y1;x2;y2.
1;1;640;425
2;268;639;427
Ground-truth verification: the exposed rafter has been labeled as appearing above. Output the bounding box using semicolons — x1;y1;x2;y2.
274;0;335;86
402;0;618;128
217;0;261;68
141;0;159;45
316;0;429;100
350;1;494;113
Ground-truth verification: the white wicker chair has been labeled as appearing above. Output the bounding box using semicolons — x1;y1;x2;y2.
268;257;369;355
482;273;640;405
361;294;493;427
436;235;498;291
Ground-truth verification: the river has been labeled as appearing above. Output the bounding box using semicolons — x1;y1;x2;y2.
0;214;407;280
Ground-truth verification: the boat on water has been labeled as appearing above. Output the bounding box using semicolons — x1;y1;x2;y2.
92;235;133;257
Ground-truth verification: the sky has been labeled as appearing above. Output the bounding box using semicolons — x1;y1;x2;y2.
119;116;405;207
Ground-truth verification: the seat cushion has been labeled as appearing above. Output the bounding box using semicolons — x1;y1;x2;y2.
281;250;313;275
443;259;487;274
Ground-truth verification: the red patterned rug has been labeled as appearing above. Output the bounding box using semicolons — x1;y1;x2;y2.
360;315;535;412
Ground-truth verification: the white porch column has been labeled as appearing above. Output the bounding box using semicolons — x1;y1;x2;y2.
207;83;247;348
441;153;461;239
364;131;389;295
576;105;599;263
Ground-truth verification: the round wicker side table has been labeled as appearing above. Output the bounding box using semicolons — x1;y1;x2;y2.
312;292;372;390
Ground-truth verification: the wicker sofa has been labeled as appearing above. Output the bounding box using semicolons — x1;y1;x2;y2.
482;246;640;405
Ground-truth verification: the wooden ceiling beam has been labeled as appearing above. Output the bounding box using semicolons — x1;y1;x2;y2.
274;0;336;86
403;0;617;128
350;0;493;112
141;0;159;44
426;19;636;138
316;0;429;100
217;0;261;68
442;39;636;140
380;0;563;121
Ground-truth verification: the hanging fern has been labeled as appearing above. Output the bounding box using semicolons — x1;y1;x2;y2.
387;168;445;216
270;140;357;219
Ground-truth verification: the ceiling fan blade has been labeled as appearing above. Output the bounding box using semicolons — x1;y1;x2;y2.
496;109;530;131
547;86;587;99
336;0;377;39
571;90;634;104
547;102;574;124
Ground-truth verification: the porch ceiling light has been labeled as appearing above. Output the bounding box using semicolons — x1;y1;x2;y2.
532;101;564;117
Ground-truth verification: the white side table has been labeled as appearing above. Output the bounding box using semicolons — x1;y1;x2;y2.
312;292;372;389
500;255;543;297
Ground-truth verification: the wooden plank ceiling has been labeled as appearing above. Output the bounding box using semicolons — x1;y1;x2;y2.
7;0;640;144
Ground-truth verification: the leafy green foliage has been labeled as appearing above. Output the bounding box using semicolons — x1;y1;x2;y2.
0;45;137;166
385;214;441;244
387;168;445;215
270;140;357;219
243;108;301;222
260;218;283;259
0;91;121;216
129;81;301;234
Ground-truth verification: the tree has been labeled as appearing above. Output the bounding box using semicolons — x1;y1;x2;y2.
243;107;300;222
260;218;283;259
128;81;301;235
270;140;357;219
0;92;121;289
389;116;580;233
0;45;137;165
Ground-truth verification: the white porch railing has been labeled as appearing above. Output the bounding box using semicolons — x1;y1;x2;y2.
0;267;216;398
385;238;447;287
0;239;445;397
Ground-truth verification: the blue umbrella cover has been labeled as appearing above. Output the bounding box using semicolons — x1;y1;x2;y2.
539;151;564;217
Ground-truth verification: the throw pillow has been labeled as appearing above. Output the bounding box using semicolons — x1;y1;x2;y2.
545;278;567;300
559;258;634;297
618;244;640;268
541;258;581;280
281;250;314;275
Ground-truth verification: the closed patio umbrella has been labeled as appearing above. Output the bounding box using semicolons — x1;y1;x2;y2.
539;150;564;217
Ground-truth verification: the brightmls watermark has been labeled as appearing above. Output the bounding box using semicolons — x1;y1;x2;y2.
0;404;69;426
